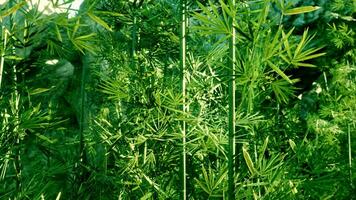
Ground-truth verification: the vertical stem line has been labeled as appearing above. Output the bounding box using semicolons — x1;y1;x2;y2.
79;53;89;174
79;60;85;159
0;23;7;89
180;0;187;199
348;124;353;188
228;0;236;199
131;14;137;70
323;72;329;91
13;57;21;192
10;15;21;191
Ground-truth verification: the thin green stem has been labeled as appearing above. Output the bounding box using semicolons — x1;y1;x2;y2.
12;62;21;192
348;124;353;189
10;16;21;192
79;54;89;175
323;72;329;91
180;0;187;199
228;0;236;199
0;23;7;89
131;15;137;71
79;62;86;158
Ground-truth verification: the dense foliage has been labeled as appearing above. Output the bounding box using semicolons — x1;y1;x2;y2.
0;0;355;199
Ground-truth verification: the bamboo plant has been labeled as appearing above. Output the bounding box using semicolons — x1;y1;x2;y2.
0;0;355;199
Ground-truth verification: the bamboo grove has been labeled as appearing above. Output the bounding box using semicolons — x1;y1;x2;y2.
0;0;355;199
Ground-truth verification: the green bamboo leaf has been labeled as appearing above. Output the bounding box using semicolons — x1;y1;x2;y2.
259;136;269;166
0;1;27;20
88;12;113;32
71;33;97;54
271;78;298;103
142;173;167;197
192;13;215;27
94;11;125;17
284;6;321;16
35;133;57;144
253;191;259;200
55;24;63;42
55;192;62;200
267;60;293;84
296;46;323;59
295;52;326;61
99;79;128;100
140;192;152;200
292;62;317;67
212;168;228;189
282;28;295;60
209;1;220;20
29;87;52;95
220;0;234;19
201;165;210;189
72;18;81;38
280;54;290;64
265;26;283;59
72;41;96;54
75;33;96;40
4;55;23;61
289;139;297;153
195;178;210;195
243;146;257;175
340;16;356;21
294;29;309;59
193;1;229;35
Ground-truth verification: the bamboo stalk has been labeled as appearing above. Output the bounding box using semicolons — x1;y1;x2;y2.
228;0;236;199
78;52;90;182
131;15;137;69
12;49;21;192
10;15;21;192
0;23;7;89
180;0;187;199
79;55;87;163
348;123;353;189
131;1;139;72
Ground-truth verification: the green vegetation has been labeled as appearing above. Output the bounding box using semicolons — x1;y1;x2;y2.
0;0;355;199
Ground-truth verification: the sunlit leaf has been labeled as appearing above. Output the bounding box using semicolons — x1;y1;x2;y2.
35;133;57;144
29;87;53;95
267;60;293;84
284;6;321;16
0;1;27;20
88;12;113;31
243;146;257;175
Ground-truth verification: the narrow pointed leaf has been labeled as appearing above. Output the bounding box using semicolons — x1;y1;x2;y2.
55;24;63;42
295;52;326;61
267;60;293;84
284;6;321;15
243;146;257;175
292;62;317;67
258;136;269;166
0;1;27;19
29;88;52;95
88;12;113;32
294;29;308;59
